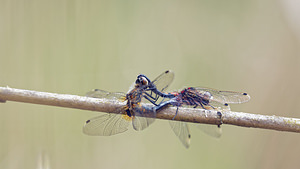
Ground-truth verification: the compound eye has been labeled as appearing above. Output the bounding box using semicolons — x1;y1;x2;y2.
135;78;141;84
136;76;148;86
140;77;148;85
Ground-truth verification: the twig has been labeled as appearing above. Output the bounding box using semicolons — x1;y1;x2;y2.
0;86;300;133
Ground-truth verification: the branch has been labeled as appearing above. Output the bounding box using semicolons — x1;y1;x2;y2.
0;86;299;133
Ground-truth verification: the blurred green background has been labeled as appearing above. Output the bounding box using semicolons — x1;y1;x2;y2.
1;0;300;168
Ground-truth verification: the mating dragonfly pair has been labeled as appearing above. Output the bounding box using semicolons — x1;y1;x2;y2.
83;70;250;148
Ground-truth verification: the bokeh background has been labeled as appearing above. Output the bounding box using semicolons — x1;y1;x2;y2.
1;0;300;169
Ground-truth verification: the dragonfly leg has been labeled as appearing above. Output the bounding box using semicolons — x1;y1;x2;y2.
199;102;205;109
149;89;160;101
172;107;179;120
144;87;159;100
154;100;171;112
143;91;157;101
145;87;175;99
154;99;179;112
207;103;215;109
143;91;164;106
143;95;159;106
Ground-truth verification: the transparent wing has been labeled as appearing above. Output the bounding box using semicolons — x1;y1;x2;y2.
86;89;125;100
197;123;222;138
194;87;250;104
132;116;155;131
143;70;175;104
169;121;191;148
152;70;175;92
179;98;231;111
132;105;156;131
83;111;130;136
83;105;130;136
202;100;231;111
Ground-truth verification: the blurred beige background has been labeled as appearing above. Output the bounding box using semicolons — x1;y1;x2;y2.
1;0;300;169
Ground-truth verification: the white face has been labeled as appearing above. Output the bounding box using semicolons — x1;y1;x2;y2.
127;76;150;93
136;76;149;86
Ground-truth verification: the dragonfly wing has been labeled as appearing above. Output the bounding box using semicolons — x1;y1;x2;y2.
132;105;156;131
180;99;230;111
194;87;250;104
151;70;175;92
206;100;231;111
169;121;191;148
132;116;155;131
83;110;130;136
197;123;222;138
143;70;175;104
86;89;125;100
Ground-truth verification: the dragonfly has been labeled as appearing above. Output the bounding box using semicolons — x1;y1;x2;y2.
82;70;174;136
134;75;193;148
156;87;251;118
134;72;192;148
152;86;251;148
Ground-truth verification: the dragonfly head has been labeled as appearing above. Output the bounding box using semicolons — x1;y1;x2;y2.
136;74;150;87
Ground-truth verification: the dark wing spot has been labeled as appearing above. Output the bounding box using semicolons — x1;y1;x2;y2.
94;89;100;91
86;120;91;124
165;70;169;73
224;103;229;106
188;134;191;138
243;93;248;95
